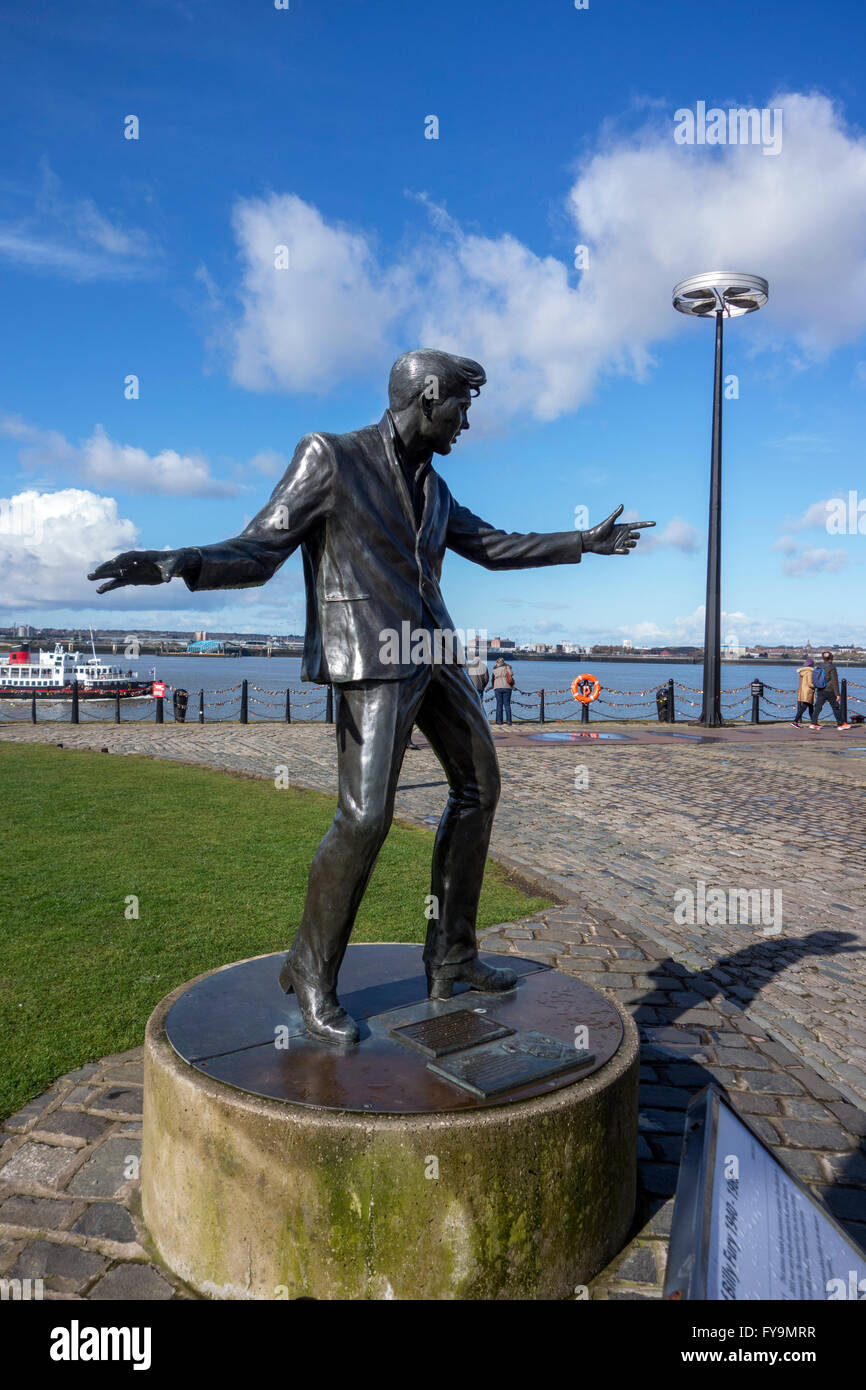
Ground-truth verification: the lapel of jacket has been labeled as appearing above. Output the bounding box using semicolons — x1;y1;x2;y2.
378;412;417;534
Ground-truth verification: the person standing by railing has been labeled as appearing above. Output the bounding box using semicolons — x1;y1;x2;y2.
466;652;490;698
491;656;515;725
792;657;815;728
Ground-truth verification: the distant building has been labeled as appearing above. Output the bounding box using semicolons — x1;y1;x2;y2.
187;639;226;654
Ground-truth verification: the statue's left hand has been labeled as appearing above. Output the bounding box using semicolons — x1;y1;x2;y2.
581;505;655;555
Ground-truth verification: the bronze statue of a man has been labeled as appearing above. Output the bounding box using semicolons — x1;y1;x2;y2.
90;350;653;1045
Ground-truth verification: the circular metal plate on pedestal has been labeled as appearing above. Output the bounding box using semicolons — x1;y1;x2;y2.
163;945;624;1114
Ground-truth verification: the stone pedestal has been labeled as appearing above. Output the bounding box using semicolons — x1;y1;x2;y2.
142;946;638;1299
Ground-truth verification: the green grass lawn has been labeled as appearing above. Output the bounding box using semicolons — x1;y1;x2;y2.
0;742;549;1120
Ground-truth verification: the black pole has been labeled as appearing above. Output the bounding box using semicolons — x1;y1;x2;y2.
326;685;334;723
751;691;761;724
155;695;164;724
71;679;80;724
199;689;205;723
30;692;37;724
699;310;725;726
538;689;545;724
841;678;848;724
667;677;676;723
285;688;292;723
581;700;589;724
115;692;121;724
240;679;248;724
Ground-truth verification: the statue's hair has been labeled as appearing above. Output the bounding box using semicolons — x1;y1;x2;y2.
388;349;486;411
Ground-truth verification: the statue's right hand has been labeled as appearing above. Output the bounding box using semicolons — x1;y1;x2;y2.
87;549;189;594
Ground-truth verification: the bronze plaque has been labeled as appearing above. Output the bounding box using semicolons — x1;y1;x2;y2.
429;1031;595;1098
390;1008;513;1058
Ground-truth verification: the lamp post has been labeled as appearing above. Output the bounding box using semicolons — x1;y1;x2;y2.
672;272;768;726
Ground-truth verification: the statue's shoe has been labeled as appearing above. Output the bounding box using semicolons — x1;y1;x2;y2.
426;958;518;1001
279;955;360;1047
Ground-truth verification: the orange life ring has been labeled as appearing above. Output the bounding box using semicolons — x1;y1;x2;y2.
571;672;601;704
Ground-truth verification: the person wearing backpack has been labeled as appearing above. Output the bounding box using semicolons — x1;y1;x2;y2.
808;651;851;731
792;657;815;728
492;656;515;725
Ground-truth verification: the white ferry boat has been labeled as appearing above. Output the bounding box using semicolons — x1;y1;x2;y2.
0;643;154;703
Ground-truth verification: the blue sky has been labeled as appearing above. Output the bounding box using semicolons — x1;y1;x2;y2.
2;0;865;647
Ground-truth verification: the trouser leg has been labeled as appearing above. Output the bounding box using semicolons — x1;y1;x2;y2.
813;689;840;723
290;670;428;991
415;663;502;970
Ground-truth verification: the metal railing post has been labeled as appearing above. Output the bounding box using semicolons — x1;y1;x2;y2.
199;689;205;723
71;680;80;724
538;689;545;724
285;688;292;723
667;677;676;723
326;685;334;723
240;680;248;724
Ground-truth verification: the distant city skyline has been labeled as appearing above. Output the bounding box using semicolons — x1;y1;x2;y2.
4;624;862;660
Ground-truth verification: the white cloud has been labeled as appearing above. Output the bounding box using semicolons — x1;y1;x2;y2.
247;450;287;476
230;195;405;394
0;489;139;608
222;91;866;420
769;435;833;454
1;415;238;497
80;425;237;497
0;162;157;281
636;516;700;554
781;547;848;576
773;535;798;554
788;499;834;530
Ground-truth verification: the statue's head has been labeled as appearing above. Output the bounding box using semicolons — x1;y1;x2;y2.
388;349;485;455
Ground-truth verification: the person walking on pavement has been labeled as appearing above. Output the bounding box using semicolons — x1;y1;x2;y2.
808;651;851;731
792;657;815;728
492;656;515;725
466;651;490;698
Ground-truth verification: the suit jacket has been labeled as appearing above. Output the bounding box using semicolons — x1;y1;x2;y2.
184;412;583;683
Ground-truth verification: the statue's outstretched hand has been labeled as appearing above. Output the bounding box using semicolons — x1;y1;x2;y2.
87;549;191;594
582;504;655;556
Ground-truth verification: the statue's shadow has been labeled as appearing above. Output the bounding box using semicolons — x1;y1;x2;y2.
626;930;865;1250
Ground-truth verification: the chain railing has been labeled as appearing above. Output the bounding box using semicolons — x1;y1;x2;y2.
4;671;861;728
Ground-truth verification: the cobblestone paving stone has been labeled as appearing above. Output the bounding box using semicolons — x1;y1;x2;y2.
2;719;864;1300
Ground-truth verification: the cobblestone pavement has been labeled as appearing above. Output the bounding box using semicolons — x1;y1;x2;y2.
2;719;865;1300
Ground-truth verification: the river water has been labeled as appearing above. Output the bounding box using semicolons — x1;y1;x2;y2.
4;655;860;724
